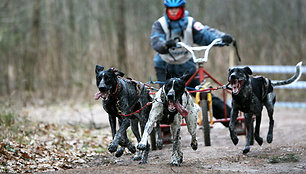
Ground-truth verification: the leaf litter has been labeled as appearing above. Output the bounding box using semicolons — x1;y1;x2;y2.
0;121;113;173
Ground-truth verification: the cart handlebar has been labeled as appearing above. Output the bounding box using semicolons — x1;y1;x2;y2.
177;38;222;63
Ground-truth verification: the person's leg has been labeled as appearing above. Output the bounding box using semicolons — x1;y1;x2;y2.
154;55;172;144
173;60;199;95
155;67;167;88
154;54;167;87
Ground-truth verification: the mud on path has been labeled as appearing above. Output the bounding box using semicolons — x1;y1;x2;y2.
36;107;306;174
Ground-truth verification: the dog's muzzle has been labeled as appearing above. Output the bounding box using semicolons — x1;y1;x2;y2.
166;96;188;117
166;90;175;102
167;100;176;112
229;74;244;95
94;91;110;100
165;88;176;111
94;84;111;100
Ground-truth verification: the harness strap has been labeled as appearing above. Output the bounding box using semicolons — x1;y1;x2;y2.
120;101;153;117
116;79;149;117
113;79;121;96
129;82;146;111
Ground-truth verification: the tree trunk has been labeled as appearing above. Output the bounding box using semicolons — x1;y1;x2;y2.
24;0;40;91
116;0;128;73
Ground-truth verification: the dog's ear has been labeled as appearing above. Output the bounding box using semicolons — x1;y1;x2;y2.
116;71;125;77
243;67;252;75
110;67;125;77
181;71;190;83
228;68;233;73
228;68;234;81
95;65;104;74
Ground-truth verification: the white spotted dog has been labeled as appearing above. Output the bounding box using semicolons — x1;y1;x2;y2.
137;73;200;166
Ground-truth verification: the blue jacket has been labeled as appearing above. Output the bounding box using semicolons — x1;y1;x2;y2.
151;11;228;69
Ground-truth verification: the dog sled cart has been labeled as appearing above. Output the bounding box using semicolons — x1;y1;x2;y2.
149;38;246;147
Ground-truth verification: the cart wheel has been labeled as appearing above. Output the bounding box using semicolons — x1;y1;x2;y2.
150;127;157;150
201;99;211;146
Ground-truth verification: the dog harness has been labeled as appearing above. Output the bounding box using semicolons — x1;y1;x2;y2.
114;78;152;117
112;79;121;96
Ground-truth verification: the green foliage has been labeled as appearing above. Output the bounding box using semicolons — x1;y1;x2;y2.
0;111;16;127
269;153;299;163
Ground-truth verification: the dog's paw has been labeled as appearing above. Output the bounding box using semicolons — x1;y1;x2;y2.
255;136;263;146
108;143;118;153
115;147;124;157
133;153;142;161
137;143;146;150
170;160;181;166
139;159;148;164
179;155;183;163
231;136;239;145
127;144;136;154
171;155;182;166
157;140;163;150
191;140;198;151
267;134;273;143
243;147;250;154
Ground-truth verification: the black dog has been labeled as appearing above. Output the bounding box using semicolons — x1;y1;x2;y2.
138;72;199;166
95;65;152;163
228;62;302;154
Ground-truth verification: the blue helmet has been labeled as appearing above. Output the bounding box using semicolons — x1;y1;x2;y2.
164;0;186;7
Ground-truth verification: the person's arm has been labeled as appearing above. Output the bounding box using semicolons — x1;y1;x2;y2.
150;21;169;54
192;20;232;46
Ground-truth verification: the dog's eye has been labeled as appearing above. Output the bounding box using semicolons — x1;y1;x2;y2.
238;71;244;75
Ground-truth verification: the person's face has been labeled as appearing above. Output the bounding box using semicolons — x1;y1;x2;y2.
168;7;180;17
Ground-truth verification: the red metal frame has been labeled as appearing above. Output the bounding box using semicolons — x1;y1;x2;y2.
186;64;230;121
186;62;243;124
159;62;245;128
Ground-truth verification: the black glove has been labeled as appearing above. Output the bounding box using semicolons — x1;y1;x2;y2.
221;34;233;46
165;39;177;49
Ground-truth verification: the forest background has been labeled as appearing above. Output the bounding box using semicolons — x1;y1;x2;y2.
0;0;305;106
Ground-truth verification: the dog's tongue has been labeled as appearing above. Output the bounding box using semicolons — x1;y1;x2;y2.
94;91;102;100
232;85;238;94
231;80;239;94
175;101;188;117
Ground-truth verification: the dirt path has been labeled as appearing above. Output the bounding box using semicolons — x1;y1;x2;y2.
35;106;306;174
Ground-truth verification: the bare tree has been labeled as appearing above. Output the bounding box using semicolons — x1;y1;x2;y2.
0;0;304;102
116;0;128;73
24;0;40;91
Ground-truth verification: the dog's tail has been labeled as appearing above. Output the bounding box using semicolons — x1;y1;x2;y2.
272;61;303;86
